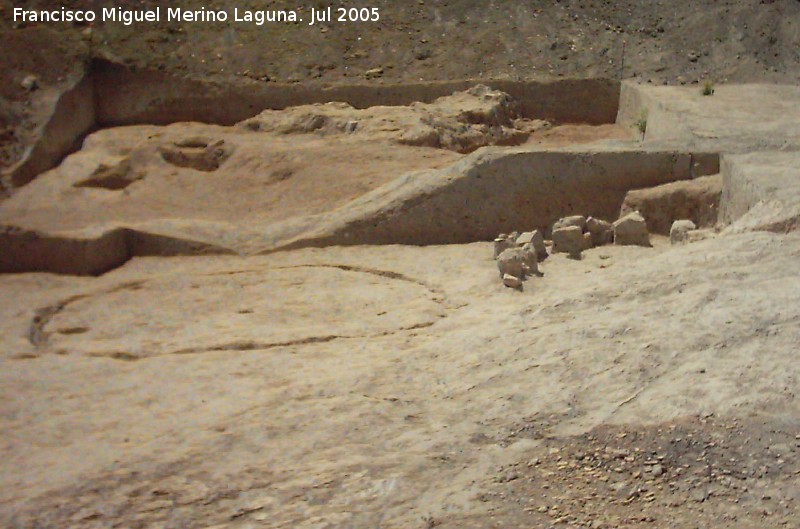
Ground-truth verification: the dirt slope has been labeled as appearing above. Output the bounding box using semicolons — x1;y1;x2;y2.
2;0;799;175
4;0;800;85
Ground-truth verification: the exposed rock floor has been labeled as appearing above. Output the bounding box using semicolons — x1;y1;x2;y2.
0;125;458;233
2;82;800;529
2;232;800;528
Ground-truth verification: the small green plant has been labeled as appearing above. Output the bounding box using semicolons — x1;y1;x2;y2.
702;80;715;96
634;110;648;139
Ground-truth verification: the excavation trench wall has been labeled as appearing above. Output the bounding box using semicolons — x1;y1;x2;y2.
0;226;235;276
719;152;800;233
0;148;721;275
4;73;96;188
275;149;721;251
2;67;732;274
2;60;621;188
92;61;620;126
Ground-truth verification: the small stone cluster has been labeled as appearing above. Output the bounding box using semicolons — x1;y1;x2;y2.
494;229;548;288
494;211;652;289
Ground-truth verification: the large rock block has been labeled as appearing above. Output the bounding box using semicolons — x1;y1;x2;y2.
582;232;593;250
613;211;651;246
497;248;525;278
520;243;539;276
586;217;613;246
553;215;587;232
517;230;548;260
493;236;515;259
551;225;583;258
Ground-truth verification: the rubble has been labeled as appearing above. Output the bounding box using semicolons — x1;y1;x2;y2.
620;174;722;234
364;67;384;79
492;211;655;288
515;231;535;246
687;228;715;243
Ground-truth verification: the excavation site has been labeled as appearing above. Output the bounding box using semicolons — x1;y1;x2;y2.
2;3;800;528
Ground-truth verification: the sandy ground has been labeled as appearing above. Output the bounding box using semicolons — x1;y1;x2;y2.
1;231;799;528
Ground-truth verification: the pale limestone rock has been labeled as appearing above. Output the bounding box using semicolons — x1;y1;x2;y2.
552;226;583;259
517;230;547;260
364;67;384;79
21;75;39;91
502;274;522;289
586;217;613;246
493;237;515;259
520;243;539;275
553;215;587;232
613;211;651;247
497;248;525;278
516;231;535;246
670;219;697;245
582;232;594;250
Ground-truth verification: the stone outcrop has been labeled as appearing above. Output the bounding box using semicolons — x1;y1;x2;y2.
243;85;544;154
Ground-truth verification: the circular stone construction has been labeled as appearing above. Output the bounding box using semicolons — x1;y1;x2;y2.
44;266;443;359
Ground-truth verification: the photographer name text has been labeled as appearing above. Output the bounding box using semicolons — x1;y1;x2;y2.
13;6;381;26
